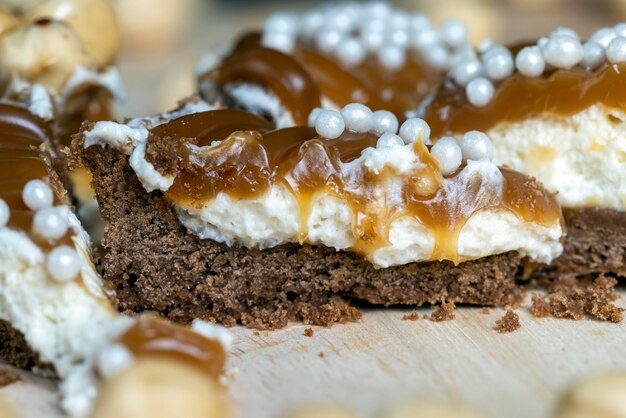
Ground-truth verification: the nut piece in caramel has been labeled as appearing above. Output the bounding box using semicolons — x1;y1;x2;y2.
90;357;232;418
27;0;120;66
555;373;626;418
0;19;92;94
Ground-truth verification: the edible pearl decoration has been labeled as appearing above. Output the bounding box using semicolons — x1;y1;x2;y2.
615;23;626;38
22;179;53;211
376;133;404;149
377;45;405;71
262;4;470;71
543;35;584;69
515;46;546;77
550;27;580;41
439;19;467;49
606;37;626;64
0;198;9;228
336;37;367;67
315;110;344;139
460;131;494;162
308;107;322;127
371;110;399;134
581;41;605;69
483;47;514;80
452;57;484;86
589;27;617;48
450;23;626;108
341;103;373;133
430;137;462;176
261;31;294;54
33;206;69;241
399;118;430;145
315;30;343;55
46;245;81;282
465;77;494;108
97;344;134;379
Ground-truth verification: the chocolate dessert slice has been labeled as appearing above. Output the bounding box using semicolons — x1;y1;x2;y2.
74;101;563;329
422;26;626;278
0;101;232;418
198;3;468;127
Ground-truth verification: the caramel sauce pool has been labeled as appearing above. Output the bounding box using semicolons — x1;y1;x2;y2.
424;63;626;137
150;110;560;264
119;316;226;380
205;32;443;124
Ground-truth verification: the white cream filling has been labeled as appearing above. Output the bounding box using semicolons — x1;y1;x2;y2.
487;104;626;210
225;83;295;129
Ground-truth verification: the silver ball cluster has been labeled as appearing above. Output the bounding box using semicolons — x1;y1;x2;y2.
431;131;494;176
261;2;470;71
309;103;431;147
20;179;81;283
450;23;626;108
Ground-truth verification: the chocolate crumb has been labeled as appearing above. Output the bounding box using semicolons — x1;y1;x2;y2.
496;310;521;333
0;368;20;387
253;331;261;336
303;327;314;337
318;352;325;358
530;275;623;323
430;302;455;321
402;311;419;321
481;307;491;315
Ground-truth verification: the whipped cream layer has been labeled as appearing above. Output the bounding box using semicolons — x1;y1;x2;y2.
487;104;626;210
83;106;564;268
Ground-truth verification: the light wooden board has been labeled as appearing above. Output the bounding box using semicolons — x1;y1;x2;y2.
2;293;626;418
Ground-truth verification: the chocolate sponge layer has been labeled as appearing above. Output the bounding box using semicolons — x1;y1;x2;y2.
77;142;529;329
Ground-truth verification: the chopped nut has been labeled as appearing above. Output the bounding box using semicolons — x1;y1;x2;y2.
555;373;626;418
90;357;231;418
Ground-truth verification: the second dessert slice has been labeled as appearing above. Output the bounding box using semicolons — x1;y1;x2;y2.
72;100;563;328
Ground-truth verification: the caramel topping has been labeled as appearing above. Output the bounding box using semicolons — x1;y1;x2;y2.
209;46;321;126
119;316;226;380
425;63;626;137
149;110;561;264
0;103;72;248
205;34;443;124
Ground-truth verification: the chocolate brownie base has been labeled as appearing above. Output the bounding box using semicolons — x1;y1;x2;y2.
0;321;50;373
76;143;526;329
539;208;626;278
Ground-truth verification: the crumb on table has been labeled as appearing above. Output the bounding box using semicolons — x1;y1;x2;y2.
0;368;20;387
430;302;455;321
496;309;521;333
402;311;420;321
304;327;314;337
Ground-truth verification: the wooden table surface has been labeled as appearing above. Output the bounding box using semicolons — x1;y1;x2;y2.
3;296;625;418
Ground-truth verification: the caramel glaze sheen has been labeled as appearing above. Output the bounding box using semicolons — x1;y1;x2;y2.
148;109;561;264
0;103;73;250
424;62;626;137
118;316;226;380
204;31;442;124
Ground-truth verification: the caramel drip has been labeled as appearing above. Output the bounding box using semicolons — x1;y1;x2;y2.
0;103;73;250
424;62;626;137
152;110;561;264
119;316;226;380
206;33;443;124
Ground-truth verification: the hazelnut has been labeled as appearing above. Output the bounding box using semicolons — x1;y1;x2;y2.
90;356;232;418
384;398;487;418
0;19;93;94
555;373;626;418
284;406;358;418
0;10;19;36
27;0;120;66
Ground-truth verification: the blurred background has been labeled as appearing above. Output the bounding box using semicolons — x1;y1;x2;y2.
115;0;626;117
